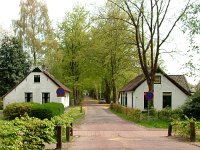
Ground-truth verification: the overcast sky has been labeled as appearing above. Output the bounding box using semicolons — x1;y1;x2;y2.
0;0;198;84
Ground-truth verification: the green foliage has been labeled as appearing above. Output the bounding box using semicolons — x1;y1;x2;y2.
52;106;85;128
30;102;64;120
110;103;142;122
0;98;3;110
0;106;85;149
182;91;200;120
157;107;183;121
172;116;196;138
0;36;31;96
3;102;39;120
13;0;56;65
0;115;55;150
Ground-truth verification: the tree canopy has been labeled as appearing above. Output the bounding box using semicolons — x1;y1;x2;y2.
13;0;56;66
0;36;31;96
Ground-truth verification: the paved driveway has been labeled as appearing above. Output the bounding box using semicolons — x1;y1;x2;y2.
66;99;199;150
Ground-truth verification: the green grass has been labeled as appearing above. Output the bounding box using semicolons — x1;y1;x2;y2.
110;109;169;129
137;118;169;128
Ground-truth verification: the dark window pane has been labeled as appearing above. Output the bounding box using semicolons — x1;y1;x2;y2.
144;92;148;109
34;75;40;83
42;93;50;103
163;92;172;108
25;93;33;102
154;75;161;84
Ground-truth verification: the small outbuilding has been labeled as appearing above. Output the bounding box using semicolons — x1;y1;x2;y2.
119;68;191;110
2;67;71;109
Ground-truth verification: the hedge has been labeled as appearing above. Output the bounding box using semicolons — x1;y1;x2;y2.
3;102;64;120
3;102;39;120
110;103;142;122
30;102;64;120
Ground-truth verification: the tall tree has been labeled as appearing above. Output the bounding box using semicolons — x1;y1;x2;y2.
85;3;140;103
108;0;190;105
13;0;56;66
57;5;91;105
181;1;200;78
0;36;31;96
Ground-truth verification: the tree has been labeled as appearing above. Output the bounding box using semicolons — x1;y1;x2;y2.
83;3;140;103
181;1;200;78
0;36;31;96
13;0;56;66
108;0;190;106
182;90;200;120
56;5;91;105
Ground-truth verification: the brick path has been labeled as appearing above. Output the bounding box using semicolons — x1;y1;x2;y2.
46;98;200;150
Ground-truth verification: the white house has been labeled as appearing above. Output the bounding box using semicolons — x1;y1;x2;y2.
119;69;191;110
2;67;71;109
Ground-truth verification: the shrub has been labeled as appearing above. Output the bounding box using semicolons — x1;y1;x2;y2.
110;103;142;122
157;107;172;120
0;115;55;150
0;100;3;110
182;91;200;120
149;107;157;117
127;108;142;122
30;102;64;120
3;102;39;120
43;102;64;116
172;116;196;138
52;106;85;127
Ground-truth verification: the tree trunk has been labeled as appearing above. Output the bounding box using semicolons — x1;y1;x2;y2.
112;78;116;103
147;80;154;107
104;79;111;103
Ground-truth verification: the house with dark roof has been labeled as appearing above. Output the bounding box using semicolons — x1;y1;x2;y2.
2;67;71;109
119;69;191;110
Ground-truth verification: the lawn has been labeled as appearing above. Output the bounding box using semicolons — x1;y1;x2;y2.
110;109;169;128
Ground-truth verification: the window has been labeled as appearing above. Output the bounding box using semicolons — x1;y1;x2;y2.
34;75;40;83
42;93;50;103
125;93;127;107
163;92;172;108
154;75;161;84
144;92;148;109
25;93;33;102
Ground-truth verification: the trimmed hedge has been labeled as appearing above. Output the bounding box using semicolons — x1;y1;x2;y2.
110;103;142;122
3;102;39;120
30;102;64;120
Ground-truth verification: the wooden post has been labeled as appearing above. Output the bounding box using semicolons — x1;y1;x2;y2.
80;104;82;113
190;122;196;142
56;125;62;149
168;123;172;136
70;123;73;136
66;126;70;142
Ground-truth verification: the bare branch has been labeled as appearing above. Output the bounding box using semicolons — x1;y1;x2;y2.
160;0;190;47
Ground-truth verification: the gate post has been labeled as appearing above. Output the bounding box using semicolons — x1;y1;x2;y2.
190;122;196;142
56;125;62;149
168;123;172;136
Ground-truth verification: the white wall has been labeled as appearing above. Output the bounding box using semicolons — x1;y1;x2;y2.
125;73;188;110
3;72;70;108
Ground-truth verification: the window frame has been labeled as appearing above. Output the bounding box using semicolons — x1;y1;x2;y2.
42;92;50;103
25;92;33;102
154;75;161;84
163;92;172;108
34;75;40;83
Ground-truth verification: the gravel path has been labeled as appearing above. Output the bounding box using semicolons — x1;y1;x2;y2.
46;98;200;150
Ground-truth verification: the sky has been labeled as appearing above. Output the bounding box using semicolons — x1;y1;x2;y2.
0;0;198;85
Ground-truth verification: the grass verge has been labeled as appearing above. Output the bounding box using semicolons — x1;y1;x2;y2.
110;109;169;129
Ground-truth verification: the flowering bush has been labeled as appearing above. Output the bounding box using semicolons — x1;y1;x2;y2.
0;115;55;150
